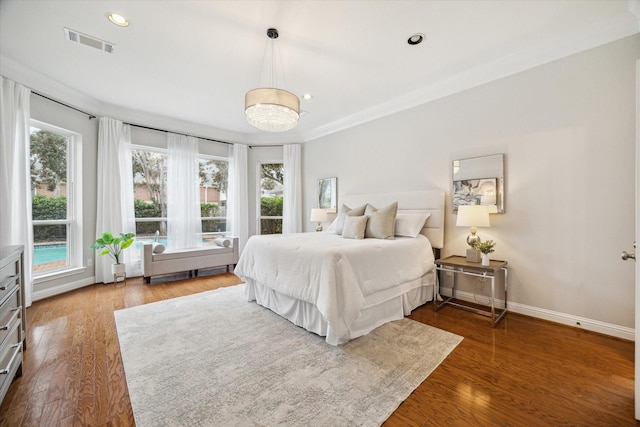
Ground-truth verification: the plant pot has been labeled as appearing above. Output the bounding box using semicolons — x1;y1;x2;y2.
481;253;490;267
111;263;126;275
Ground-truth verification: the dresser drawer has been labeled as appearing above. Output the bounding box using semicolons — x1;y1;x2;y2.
0;321;22;401
0;273;19;304
0;285;21;351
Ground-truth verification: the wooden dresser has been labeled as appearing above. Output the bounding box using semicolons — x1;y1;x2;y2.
0;245;26;405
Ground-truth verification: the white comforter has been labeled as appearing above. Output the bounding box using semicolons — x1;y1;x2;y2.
234;232;434;340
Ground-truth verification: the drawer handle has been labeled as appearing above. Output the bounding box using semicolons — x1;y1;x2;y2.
0;306;21;331
0;274;19;291
0;342;21;375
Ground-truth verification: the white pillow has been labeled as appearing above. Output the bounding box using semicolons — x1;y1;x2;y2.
152;242;166;254
334;204;367;235
364;202;398;239
341;216;368;239
325;217;338;233
395;213;431;238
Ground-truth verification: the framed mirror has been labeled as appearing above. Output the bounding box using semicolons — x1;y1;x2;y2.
318;177;337;213
452;154;504;213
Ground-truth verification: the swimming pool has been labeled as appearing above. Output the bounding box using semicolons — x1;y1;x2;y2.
33;238;170;265
33;237;213;265
33;244;67;265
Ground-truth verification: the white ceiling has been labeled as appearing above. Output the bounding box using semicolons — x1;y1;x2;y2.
1;1;638;145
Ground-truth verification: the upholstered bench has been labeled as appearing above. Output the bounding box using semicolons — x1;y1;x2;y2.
141;237;239;284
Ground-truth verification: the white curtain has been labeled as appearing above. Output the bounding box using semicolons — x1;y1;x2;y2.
167;133;201;249
120;127;140;277
0;77;33;306
282;143;302;233
227;143;249;252
95;117;135;283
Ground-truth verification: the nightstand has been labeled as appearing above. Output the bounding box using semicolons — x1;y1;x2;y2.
434;255;508;327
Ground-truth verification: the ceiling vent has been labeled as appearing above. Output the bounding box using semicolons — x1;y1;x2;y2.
64;28;114;53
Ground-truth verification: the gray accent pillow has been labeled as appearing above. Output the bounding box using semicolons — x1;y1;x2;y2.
341;215;368;239
364;202;398;239
152;242;166;254
334;204;367;235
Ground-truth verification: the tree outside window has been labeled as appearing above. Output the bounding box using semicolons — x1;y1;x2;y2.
260;163;283;234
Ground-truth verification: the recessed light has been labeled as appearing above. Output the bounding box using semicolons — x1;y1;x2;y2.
407;33;425;45
107;13;129;27
301;94;313;101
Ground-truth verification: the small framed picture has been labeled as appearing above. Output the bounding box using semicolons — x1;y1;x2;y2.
318;177;337;213
453;178;497;212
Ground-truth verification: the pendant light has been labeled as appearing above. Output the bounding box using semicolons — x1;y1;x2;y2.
245;28;300;132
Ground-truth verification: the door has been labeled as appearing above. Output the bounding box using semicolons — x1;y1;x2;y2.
635;59;639;421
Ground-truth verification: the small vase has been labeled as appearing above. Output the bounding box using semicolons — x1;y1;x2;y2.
481;253;490;266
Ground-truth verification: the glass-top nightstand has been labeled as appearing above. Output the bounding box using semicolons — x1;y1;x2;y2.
434;255;508;327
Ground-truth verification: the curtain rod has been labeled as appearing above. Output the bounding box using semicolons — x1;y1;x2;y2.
32;91;97;119
31;91;236;146
125;123;234;146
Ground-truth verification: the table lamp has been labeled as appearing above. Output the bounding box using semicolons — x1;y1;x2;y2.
456;205;490;262
310;208;328;232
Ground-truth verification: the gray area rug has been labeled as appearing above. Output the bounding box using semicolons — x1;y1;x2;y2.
115;284;462;427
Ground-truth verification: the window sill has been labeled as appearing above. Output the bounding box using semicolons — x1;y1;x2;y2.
33;266;87;284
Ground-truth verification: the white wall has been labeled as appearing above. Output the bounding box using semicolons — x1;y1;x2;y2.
303;35;640;336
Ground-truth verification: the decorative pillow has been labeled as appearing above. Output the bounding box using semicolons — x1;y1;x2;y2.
395;213;431;238
334;204;367;235
364;202;398;239
214;237;231;247
152;242;165;254
325;217;338;233
341;215;368;240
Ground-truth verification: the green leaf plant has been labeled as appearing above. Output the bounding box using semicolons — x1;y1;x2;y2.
90;232;136;264
473;239;496;254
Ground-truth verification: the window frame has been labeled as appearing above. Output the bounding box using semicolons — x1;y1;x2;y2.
197;154;229;242
256;160;284;235
130;144;168;247
30;119;83;280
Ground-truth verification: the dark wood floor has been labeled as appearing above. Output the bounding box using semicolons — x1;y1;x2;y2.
0;274;637;426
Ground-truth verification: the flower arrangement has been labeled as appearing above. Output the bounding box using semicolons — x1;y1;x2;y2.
90;232;135;264
473;239;496;254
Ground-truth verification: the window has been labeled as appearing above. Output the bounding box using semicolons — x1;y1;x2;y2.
131;148;230;252
198;157;228;244
258;162;283;235
132;147;167;253
30;120;82;276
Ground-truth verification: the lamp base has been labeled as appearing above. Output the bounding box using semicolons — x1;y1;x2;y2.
316;223;323;232
466;248;481;263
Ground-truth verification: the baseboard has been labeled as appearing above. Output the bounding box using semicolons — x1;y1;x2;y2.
439;287;634;341
33;276;96;301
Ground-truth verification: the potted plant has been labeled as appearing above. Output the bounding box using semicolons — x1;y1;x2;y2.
91;232;136;275
473;240;496;266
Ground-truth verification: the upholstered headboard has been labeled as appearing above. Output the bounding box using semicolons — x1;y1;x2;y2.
341;189;445;249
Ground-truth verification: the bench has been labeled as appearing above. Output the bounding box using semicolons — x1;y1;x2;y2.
141;237;239;284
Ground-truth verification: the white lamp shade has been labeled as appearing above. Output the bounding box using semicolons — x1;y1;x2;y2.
245;88;300;132
310;208;328;222
456;205;490;227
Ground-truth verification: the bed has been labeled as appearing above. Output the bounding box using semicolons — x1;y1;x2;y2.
234;189;445;345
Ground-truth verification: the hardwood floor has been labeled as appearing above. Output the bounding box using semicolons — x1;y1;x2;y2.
0;274;637;426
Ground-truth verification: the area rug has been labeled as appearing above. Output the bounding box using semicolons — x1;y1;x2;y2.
114;284;462;427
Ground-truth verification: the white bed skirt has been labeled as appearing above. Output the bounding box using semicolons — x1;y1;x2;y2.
244;270;436;345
